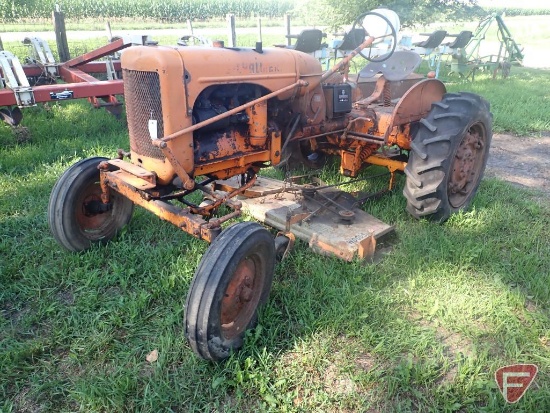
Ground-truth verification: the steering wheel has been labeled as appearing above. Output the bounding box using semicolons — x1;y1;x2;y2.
351;11;398;62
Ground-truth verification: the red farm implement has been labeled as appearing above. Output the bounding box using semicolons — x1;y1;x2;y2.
0;35;155;125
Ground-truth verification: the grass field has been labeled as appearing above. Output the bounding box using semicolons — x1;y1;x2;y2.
1;30;550;412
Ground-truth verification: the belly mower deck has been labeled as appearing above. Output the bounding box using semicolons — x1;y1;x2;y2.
215;176;395;261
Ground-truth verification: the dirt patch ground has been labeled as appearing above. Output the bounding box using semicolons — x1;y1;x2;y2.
485;133;550;198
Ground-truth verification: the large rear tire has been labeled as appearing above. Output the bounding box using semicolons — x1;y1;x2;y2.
185;222;275;361
404;92;492;222
48;157;134;252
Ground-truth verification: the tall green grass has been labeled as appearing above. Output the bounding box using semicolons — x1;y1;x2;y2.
0;29;549;412
445;68;550;135
1;98;549;411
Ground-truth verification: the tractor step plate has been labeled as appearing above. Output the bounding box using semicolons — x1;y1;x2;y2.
215;176;395;261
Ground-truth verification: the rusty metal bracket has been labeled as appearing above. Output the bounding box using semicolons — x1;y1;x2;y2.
363;155;406;190
275;231;296;261
285;210;310;232
155;141;195;190
191;174;255;215
355;76;387;107
358;233;377;260
100;169;222;242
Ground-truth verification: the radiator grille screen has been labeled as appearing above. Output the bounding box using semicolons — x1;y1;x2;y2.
123;69;165;160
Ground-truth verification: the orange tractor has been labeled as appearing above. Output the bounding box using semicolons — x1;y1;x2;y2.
48;12;492;360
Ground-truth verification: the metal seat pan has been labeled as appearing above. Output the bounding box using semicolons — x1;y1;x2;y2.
359;51;422;82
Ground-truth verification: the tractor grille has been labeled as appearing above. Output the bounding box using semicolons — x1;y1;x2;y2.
123;69;165;160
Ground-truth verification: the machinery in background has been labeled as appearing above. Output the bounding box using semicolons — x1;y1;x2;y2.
0;35;156;125
449;12;524;80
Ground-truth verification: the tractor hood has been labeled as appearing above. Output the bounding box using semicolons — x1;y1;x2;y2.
121;44;324;103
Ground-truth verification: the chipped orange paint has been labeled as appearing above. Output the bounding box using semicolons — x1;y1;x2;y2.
103;40;447;244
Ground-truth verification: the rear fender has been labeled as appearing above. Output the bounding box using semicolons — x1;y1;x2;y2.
384;78;446;143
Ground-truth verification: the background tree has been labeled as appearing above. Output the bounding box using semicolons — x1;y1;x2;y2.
295;0;485;28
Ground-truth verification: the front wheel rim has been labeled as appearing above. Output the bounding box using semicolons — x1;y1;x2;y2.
75;181;114;240
220;256;263;340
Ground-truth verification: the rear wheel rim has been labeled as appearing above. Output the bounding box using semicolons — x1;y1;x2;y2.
448;121;488;208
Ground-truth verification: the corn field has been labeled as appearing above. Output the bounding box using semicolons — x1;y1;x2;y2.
0;0;294;22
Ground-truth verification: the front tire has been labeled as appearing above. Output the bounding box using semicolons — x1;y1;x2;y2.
185;222;275;361
404;92;492;222
48;157;134;252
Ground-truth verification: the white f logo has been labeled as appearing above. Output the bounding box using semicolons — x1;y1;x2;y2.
503;372;530;402
495;364;538;403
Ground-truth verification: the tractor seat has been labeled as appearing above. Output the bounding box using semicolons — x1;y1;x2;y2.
358;50;422;82
286;29;327;53
442;30;473;49
413;30;448;49
334;28;366;51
